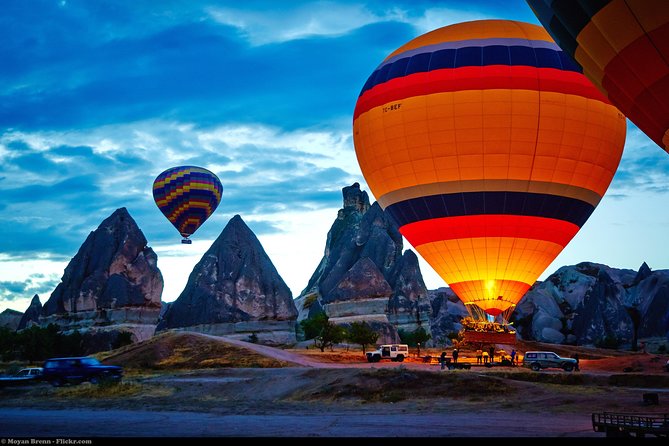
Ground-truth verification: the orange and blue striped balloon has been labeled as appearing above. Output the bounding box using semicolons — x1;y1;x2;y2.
528;0;669;153
353;20;626;318
152;166;223;243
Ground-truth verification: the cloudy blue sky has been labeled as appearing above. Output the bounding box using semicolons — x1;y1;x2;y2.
2;0;668;314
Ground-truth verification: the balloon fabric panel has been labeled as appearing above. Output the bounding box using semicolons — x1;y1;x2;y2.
527;0;669;151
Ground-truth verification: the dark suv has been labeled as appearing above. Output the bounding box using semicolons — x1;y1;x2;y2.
42;357;123;387
522;351;578;372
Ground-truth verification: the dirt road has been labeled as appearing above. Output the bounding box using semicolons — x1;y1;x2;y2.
203;334;428;369
0;407;598;437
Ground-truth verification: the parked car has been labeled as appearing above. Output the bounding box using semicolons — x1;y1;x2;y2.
42;357;123;387
366;344;409;362
522;351;578;372
0;367;43;386
13;367;43;378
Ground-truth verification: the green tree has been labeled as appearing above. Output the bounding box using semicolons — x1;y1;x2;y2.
112;331;133;350
56;329;84;356
18;324;58;362
347;321;379;353
0;326;17;361
398;326;432;356
626;306;641;351
300;312;347;352
300;312;328;340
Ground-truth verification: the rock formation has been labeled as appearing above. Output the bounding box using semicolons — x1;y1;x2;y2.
388;250;434;335
509;262;669;348
17;294;42;330
0;308;22;331
428;287;469;345
157;215;298;345
41;207;163;350
296;183;431;344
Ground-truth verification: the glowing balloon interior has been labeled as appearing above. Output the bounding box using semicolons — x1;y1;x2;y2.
527;0;669;153
353;20;626;319
152;166;223;243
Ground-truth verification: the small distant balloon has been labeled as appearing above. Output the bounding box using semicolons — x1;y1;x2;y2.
152;166;223;244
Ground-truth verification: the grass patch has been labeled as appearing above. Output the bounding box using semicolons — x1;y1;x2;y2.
302;294;318;309
294;368;513;403
608;374;669;387
485;370;587;385
102;331;290;370
54;381;144;398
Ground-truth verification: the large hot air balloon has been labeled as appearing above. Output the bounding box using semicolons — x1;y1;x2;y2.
527;0;669;153
152;166;223;244
353;20;626;320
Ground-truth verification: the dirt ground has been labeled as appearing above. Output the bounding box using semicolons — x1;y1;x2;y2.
1;332;668;437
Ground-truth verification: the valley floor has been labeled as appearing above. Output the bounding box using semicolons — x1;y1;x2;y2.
1;333;668;438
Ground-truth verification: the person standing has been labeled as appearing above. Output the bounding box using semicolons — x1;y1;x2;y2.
440;351;447;370
489;345;495;363
482;350;489;364
452;348;459;364
510;349;517;366
476;348;483;364
573;353;580;371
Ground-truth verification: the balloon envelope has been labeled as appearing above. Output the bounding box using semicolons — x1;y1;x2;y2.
527;0;669;153
353;20;626;317
152;166;223;241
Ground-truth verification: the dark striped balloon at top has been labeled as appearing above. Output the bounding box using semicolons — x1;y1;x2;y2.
152;166;223;244
528;0;669;153
353;20;626;318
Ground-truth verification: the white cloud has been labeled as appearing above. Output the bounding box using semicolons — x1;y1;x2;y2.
0;256;64;312
403;7;494;35
207;3;495;46
197;123;356;172
207;2;401;45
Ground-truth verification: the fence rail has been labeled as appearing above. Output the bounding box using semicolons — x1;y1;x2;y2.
592;412;669;437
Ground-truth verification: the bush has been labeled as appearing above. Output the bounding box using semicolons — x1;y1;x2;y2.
112;332;133;350
247;332;259;344
0;324;85;362
302;294;318;309
398;326;431;347
595;335;622;350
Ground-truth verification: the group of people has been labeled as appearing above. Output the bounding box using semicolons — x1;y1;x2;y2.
439;346;518;368
474;346;516;365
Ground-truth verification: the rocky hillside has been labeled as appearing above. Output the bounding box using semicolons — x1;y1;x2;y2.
17;294;41;330
40;207;163;351
295;183;432;343
157;215;298;345
509;262;669;348
0;308;22;331
428;287;469;345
